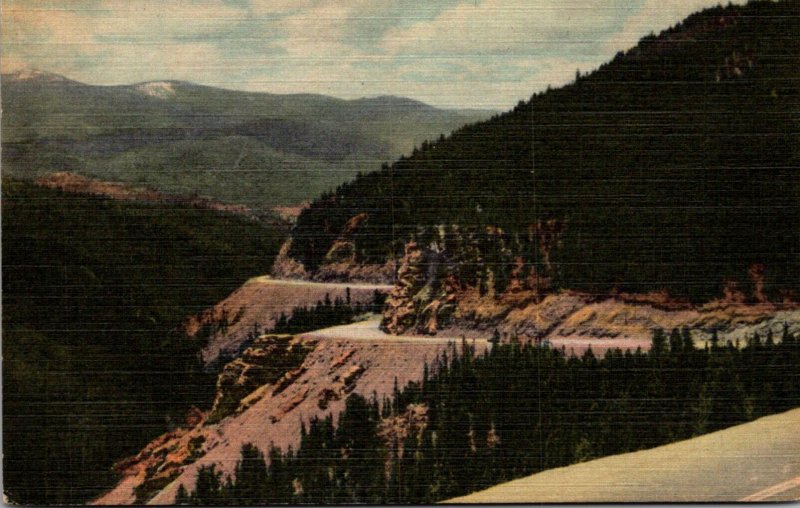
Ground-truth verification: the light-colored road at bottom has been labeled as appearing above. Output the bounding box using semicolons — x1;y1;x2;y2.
445;408;800;503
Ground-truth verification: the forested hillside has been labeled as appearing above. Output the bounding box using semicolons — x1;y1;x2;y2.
2;180;285;504
1;74;489;210
290;0;800;302
178;327;800;504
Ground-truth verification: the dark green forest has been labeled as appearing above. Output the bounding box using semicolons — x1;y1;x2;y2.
2;180;285;504
290;0;800;302
270;290;387;335
180;327;800;504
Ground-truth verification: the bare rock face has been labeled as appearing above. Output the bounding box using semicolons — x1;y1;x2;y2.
322;213;369;265
378;222;800;345
381;240;426;334
102;409;212;505
312;259;397;284
380;226;520;335
275;211;397;284
207;335;316;423
271;239;309;280
310;212;397;284
92;328;474;506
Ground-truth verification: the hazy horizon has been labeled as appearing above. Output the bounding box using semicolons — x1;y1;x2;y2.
3;0;746;110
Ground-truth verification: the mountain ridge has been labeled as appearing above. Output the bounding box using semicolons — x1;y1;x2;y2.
2;68;493;210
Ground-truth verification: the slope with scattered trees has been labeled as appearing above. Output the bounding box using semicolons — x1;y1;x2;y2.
177;326;800;504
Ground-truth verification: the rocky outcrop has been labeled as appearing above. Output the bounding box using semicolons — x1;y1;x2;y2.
377;403;429;476
448;290;800;353
98;408;212;505
275;211;397;284
381;240;426;334
310;213;397;284
92;326;478;506
311;259;396;284
380;225;537;335
207;335;316;423
270;239;309;280
379;225;800;344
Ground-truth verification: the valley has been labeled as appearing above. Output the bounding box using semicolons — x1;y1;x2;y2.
87;275;799;504
1;70;492;212
3;0;800;505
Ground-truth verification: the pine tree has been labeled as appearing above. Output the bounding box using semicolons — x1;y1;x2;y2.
181;325;800;505
233;443;268;505
175;484;189;505
651;328;667;355
193;464;222;505
669;328;683;353
710;329;720;350
682;327;695;352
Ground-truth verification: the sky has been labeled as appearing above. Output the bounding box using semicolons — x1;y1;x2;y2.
2;0;744;109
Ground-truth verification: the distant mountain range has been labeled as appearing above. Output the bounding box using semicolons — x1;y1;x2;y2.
288;0;800;303
1;69;492;210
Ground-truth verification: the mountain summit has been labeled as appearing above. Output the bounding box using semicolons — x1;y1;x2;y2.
3;67;71;83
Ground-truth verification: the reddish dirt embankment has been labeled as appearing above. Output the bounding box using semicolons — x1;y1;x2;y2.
35;172;253;215
92;322;484;505
426;288;800;352
185;276;392;366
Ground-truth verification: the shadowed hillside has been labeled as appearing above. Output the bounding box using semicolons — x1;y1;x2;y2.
1;180;285;504
289;0;800;303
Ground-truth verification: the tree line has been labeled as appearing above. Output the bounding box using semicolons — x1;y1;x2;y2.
270;289;387;335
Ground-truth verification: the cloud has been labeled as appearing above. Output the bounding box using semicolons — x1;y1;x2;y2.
605;0;747;52
382;0;643;58
2;0;739;108
367;0;648;105
2;0;250;82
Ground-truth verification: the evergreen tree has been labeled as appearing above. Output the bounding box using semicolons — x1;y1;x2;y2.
193;464;223;505
175;484;189;506
669;328;683;353
682;327;695;352
651;328;668;355
232;444;268;505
